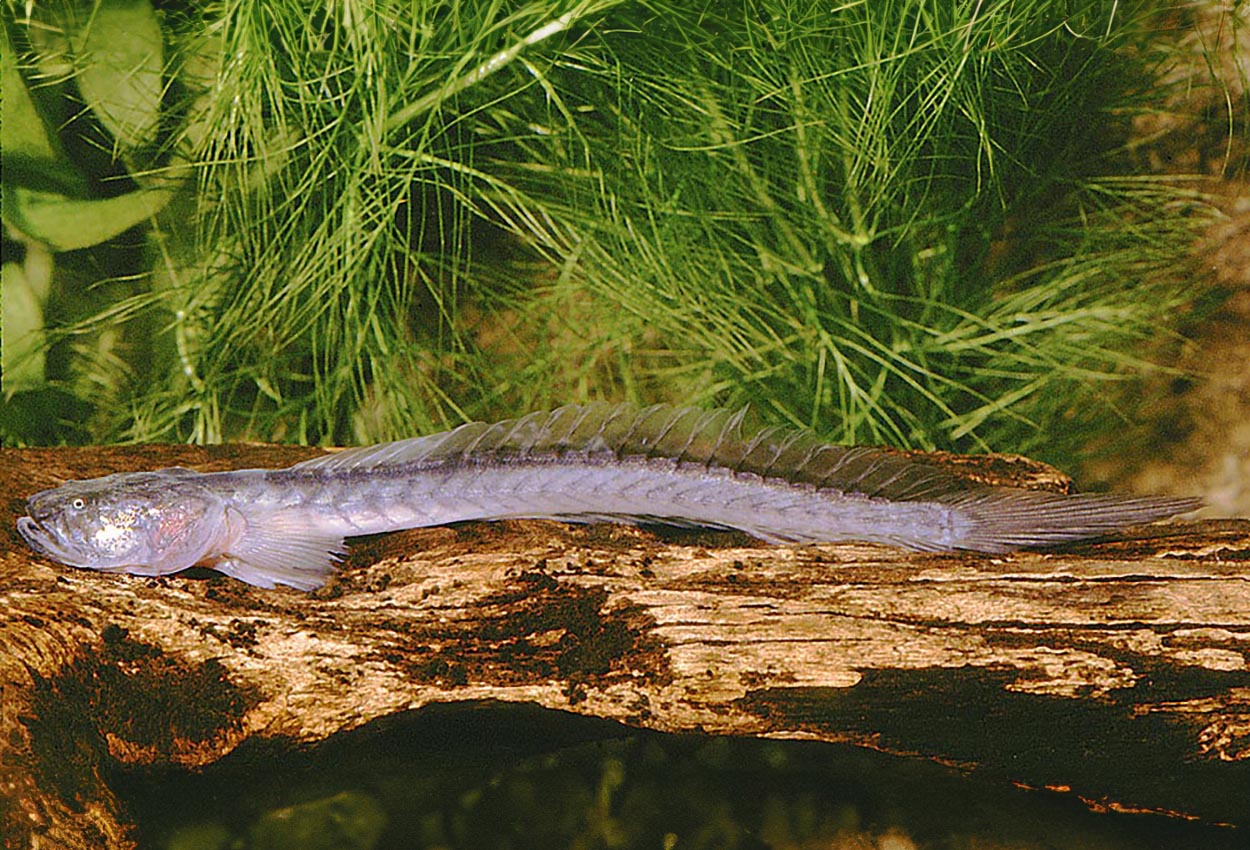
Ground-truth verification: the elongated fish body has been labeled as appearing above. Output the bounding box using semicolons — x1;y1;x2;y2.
18;403;1200;591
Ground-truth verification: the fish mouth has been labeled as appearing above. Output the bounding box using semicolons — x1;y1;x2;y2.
17;515;78;565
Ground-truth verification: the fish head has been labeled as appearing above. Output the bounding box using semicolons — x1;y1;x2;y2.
18;469;227;577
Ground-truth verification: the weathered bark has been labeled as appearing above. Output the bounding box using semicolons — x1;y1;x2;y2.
1;444;1247;849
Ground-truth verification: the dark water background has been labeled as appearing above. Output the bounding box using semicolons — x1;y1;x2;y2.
116;702;1241;850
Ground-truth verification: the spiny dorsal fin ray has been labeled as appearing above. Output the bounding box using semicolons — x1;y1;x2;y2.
289;403;975;503
287;404;1197;535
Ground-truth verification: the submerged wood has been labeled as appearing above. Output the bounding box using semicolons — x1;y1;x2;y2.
1;443;1248;849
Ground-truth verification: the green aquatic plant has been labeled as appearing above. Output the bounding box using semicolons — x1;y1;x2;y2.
0;0;1221;462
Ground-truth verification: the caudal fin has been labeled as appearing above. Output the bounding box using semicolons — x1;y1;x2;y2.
940;489;1201;553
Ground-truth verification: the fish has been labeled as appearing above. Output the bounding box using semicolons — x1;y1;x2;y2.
16;402;1200;591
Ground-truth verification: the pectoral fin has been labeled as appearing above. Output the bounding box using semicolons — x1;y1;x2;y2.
214;508;346;590
211;554;338;591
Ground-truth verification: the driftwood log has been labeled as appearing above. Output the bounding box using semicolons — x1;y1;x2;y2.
1;443;1248;849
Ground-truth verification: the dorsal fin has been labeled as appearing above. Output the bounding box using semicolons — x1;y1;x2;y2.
289;403;992;503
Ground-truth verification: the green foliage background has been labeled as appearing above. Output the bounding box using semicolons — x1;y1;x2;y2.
1;0;1222;460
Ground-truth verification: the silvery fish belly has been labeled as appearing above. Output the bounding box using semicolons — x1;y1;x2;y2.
17;403;1201;591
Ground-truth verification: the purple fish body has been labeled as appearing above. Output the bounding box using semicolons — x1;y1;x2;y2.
17;403;1200;591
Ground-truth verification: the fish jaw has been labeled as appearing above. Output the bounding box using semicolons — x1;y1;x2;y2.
17;514;87;567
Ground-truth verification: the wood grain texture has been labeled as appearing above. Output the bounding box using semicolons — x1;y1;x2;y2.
1;444;1247;849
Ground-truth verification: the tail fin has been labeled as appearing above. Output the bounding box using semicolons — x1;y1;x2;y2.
940;489;1201;553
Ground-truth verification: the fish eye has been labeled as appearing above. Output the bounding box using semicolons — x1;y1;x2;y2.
71;498;86;510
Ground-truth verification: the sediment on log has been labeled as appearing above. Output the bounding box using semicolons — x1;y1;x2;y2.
1;444;1248;849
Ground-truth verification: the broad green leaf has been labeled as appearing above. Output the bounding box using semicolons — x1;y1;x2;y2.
3;184;176;251
2;23;62;164
2;257;50;395
3;12;96;198
71;0;164;151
